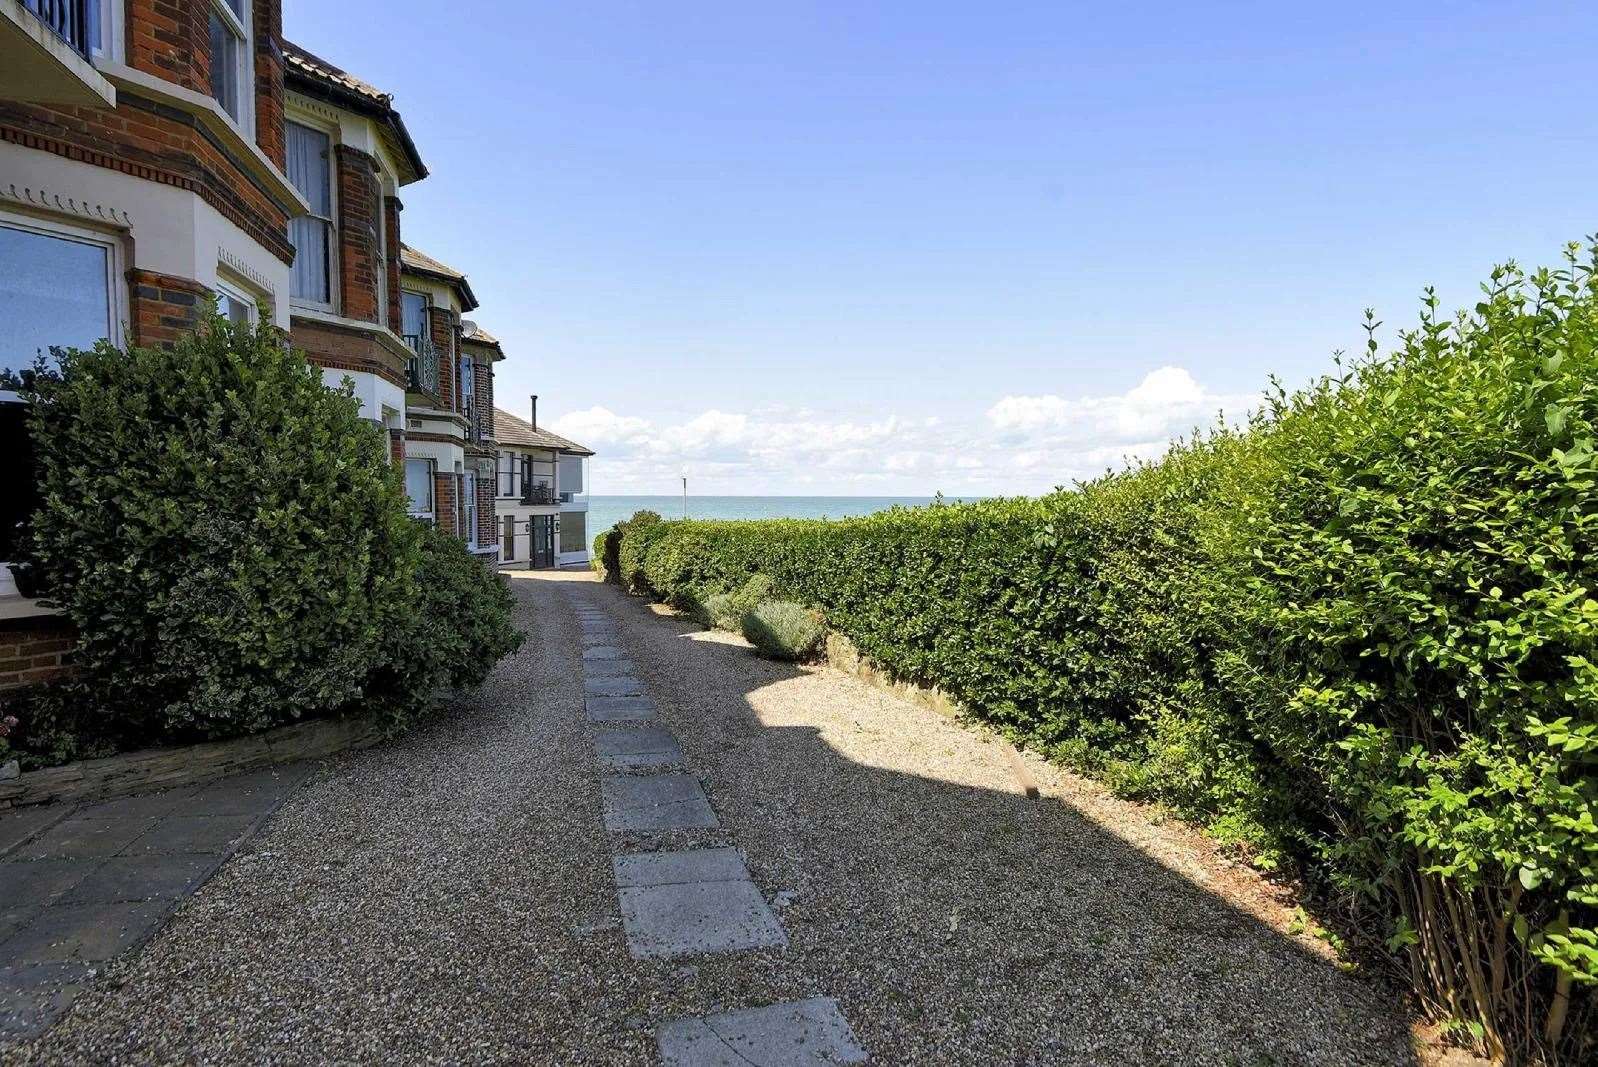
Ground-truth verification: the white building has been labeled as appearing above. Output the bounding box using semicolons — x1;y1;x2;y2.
493;399;594;568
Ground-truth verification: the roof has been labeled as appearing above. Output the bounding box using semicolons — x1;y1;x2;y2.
282;40;427;183
460;319;501;348
493;408;595;456
401;244;479;311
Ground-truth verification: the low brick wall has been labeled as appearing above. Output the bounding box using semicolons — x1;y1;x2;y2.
0;715;384;810
0;615;76;694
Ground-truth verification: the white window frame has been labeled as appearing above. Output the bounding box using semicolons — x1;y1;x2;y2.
463;470;478;549
206;0;254;134
400;289;429;349
92;0;126;63
404;458;435;523
286;116;338;313
213;276;258;326
0;208;125;403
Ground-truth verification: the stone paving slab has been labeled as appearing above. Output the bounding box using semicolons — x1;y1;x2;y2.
581;646;626;661
581;658;640;678
0;763;312;1039
656;998;867;1065
0;808;72;860
580;632;620;646
617;878;786;958
593;727;683;770
613;847;749;888
586;697;659;724
584;675;645;697
601;774;719;832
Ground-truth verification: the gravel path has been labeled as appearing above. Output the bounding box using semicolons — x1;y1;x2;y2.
11;570;1416;1064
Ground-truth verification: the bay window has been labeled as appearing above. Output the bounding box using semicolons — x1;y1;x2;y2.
463;471;478;548
286;121;334;306
1;216;119;387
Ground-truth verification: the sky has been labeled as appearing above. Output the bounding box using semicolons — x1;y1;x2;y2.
286;1;1598;496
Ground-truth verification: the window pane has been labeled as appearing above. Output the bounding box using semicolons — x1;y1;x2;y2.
0;225;111;377
401;292;428;341
404;460;433;512
209;13;239;118
220;292;251;324
285;123;331;216
289;217;329;302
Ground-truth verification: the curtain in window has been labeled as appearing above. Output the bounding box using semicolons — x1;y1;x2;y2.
286;123;331;302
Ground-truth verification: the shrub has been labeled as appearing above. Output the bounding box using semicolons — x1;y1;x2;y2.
741;600;825;661
602;510;663;591
365;523;524;722
14;318;420;751
610;246;1598;1063
701;591;739;631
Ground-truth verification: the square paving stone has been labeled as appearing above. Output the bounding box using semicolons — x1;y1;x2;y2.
617;880;786;958
0;906;41;943
20;818;154;861
594;727;683;770
58;854;216;904
0;901;169;963
657;998;866;1066
582;658;639;678
0;808;71;860
582;645;626;661
585;675;645;697
586;696;658;723
75;788;198;820
125;814;256;855
581;631;621;646
601;774;719;832
613;847;750;888
0;961;91;1040
183;765;308;816
0;860;98;906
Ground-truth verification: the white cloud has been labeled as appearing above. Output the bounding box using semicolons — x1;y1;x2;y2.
545;366;1259;496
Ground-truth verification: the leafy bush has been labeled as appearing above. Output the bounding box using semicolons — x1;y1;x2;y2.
365;523;524;721
611;247;1598;1063
742;600;825;660
701;591;738;631
595;510;663;591
8;316;520;763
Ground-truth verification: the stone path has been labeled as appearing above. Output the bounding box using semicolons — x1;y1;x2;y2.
566;585;866;1063
0;571;1418;1063
0;764;312;1038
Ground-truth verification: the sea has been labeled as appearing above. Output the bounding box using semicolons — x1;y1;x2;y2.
585;495;975;537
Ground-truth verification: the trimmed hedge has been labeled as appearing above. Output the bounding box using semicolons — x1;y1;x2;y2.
4;317;522;767
619;251;1598;1062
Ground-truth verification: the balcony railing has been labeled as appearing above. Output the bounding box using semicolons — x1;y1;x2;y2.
520;477;556;506
24;0;94;59
403;333;439;397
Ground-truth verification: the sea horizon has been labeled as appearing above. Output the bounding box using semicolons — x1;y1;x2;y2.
584;493;984;537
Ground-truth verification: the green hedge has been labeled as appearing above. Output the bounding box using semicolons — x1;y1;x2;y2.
619;251;1598;1062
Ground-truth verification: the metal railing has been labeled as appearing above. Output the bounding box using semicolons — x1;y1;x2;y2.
24;0;93;59
520;477;556;506
403;334;439;397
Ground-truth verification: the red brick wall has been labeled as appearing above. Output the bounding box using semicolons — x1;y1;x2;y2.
126;0;212;94
288;318;409;389
0;100;295;265
429;306;459;409
252;0;286;168
0;618;76;694
472;355;495;442
335;145;382;324
388;428;405;466
476;474;496;548
129;270;208;349
433;470;458;537
384;197;403;335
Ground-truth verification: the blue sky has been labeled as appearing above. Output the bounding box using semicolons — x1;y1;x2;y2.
287;1;1598;495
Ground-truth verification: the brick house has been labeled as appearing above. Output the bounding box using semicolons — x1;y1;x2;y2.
494;399;594;568
0;1;508;691
399;246;502;562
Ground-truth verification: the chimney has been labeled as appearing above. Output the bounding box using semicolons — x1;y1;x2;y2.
530;394;538;430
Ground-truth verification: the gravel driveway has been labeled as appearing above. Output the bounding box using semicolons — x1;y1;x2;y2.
10;570;1416;1064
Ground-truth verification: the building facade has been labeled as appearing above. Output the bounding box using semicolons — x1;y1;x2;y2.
0;0;512;690
494;399;593;568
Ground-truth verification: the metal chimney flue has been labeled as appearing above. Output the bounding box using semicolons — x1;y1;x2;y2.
530;394;538;430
